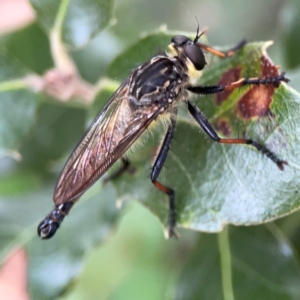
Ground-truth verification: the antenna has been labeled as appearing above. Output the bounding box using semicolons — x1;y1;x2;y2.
193;17;200;43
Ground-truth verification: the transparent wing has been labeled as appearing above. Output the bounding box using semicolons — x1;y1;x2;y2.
54;79;163;205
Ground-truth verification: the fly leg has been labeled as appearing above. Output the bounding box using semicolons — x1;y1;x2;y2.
187;101;287;170
187;72;289;95
103;158;135;184
198;39;247;58
151;116;178;238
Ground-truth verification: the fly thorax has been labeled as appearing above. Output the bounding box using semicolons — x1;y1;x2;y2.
130;56;183;106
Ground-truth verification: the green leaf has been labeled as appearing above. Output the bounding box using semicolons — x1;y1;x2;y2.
0;23;52;75
107;29;174;81
0;89;37;156
30;0;114;48
0;171;41;196
174;225;300;300
110;33;300;233
61;202;179;300
281;0;300;69
0;176;120;299
285;67;300;92
0;51;39;157
20;101;86;173
88;79;119;120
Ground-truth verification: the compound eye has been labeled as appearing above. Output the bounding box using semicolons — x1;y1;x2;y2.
184;44;206;70
171;35;190;45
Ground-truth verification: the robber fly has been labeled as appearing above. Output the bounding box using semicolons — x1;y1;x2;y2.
38;26;288;239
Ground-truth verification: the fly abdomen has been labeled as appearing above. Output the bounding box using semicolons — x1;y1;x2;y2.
37;202;74;239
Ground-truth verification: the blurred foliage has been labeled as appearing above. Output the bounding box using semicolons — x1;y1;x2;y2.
1;0;300;300
281;0;300;70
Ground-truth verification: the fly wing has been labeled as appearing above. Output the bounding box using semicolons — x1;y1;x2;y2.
54;80;163;205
